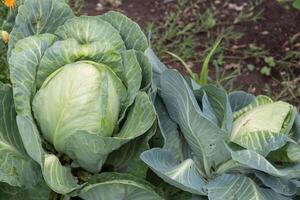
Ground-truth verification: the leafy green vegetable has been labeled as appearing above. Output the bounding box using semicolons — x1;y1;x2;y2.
0;0;161;199
141;53;300;199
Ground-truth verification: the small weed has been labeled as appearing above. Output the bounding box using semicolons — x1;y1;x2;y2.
234;8;264;24
233;0;264;24
146;2;199;63
260;56;276;76
243;44;269;60
196;9;217;32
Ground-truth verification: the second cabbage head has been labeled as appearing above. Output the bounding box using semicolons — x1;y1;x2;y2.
141;67;300;200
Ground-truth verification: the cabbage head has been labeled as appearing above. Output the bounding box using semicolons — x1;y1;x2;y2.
0;0;162;199
230;96;296;154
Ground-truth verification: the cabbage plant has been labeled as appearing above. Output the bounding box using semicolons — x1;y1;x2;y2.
0;0;163;199
141;65;300;199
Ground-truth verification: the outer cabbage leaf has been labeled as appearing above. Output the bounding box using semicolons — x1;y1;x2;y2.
160;69;230;172
16;116;80;194
229;148;287;177
232;131;289;156
135;51;153;90
255;171;297;196
77;173;163;200
144;47;167;81
9;34;80;194
9;34;57;116
106;123;157;178
201;85;233;132
101;11;148;51
8;0;74;55
153;96;186;161
141;148;207;195
0;83;42;187
208;174;291;200
229;91;255;112
36;16;126;88
63;92;156;172
292;113;300;142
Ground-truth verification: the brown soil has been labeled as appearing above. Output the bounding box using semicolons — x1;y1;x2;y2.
84;0;169;26
84;0;300;96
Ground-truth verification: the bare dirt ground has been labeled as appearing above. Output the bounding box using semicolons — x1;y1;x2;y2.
84;0;300;101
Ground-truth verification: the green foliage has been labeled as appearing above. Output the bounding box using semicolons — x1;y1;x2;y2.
141;56;300;199
293;0;300;9
278;0;300;9
260;56;276;76
0;0;160;199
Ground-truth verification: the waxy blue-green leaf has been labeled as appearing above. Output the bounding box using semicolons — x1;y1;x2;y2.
101;11;148;51
8;0;74;56
154;96;186;161
201;85;233;132
78;173;163;200
216;159;250;175
160;69;230;172
141;148;207;195
229;91;255;112
144;47;167;83
230;145;300;180
208;174;291;200
255;172;297;196
292;113;300;142
0;83;42;187
279;163;300;179
229;148;287;177
232;131;289;156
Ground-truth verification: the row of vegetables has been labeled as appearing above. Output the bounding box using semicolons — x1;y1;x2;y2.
0;0;300;199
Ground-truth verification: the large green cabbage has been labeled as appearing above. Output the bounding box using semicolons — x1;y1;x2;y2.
0;0;162;199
